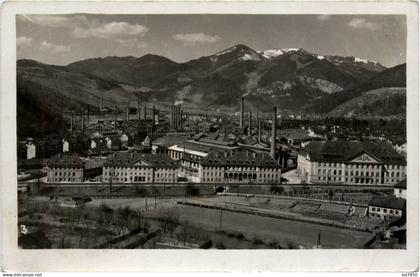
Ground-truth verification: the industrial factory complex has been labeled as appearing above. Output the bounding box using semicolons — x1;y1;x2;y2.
19;96;406;188
13;12;412;253
17;95;408;250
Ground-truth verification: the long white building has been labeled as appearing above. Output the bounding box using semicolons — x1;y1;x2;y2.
102;152;178;183
297;141;406;185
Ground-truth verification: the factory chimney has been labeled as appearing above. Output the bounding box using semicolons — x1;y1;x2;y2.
70;111;74;133
248;111;252;136
174;106;178;129
114;110;117;131
81;113;85;137
240;97;244;128
152;105;156;133
270;107;277;160
100;92;104;112
87;104;90;124
257;108;261;142
180;109;184;129
137;99;141;121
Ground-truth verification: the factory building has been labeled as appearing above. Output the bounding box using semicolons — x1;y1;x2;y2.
199;150;282;184
168;140;237;182
297;141;406;185
167;140;281;183
47;155;84;183
102;152;178;183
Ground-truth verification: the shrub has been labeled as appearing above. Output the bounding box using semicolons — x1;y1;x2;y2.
215;241;226;249
215;186;225;193
199;239;213;249
158;209;180;236
186;184;200;196
252;236;263;245
270;185;284;194
268;239;279;248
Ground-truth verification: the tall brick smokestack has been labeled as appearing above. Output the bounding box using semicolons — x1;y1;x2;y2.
180;109;183;129
70;111;74;132
81;113;85;137
100;92;104;112
114;111;117;131
270;107;277;160
87;104;90;124
137;99;141;121
152;105;156;133
248;111;252;136
240;97;244;128
257;108;261;142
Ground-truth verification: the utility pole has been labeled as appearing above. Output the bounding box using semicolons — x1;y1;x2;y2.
109;169;113;196
219;207;223;229
137;97;141;122
137;210;141;229
316;231;321;248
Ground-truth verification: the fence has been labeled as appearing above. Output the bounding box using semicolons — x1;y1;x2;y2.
177;200;371;232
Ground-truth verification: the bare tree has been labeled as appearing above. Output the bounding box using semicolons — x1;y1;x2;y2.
158;209;180;236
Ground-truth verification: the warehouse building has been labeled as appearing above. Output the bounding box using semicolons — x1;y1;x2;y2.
47;155;84;183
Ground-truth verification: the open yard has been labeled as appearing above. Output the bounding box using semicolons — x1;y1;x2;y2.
147;205;374;249
18;193;378;249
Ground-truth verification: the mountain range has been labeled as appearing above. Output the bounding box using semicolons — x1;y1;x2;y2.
17;44;406;137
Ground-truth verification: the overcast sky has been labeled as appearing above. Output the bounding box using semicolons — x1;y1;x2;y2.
16;14;406;67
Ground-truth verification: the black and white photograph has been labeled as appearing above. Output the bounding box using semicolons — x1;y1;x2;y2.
14;13;410;250
1;0;419;273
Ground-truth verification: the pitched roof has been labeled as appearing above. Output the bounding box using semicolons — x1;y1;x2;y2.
104;152;177;168
48;155;83;169
302;141;406;165
201;149;280;168
394;179;407;189
369;196;406;210
277;128;310;140
152;135;187;148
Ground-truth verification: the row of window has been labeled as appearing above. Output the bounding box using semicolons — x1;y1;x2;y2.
371;207;400;215
49;178;80;182
105;177;152;182
316;169;405;178
104;167;177;172
105;171;152;177
318;162;404;170
201;177;277;183
316;176;380;184
54;171;77;176
203;171;223;177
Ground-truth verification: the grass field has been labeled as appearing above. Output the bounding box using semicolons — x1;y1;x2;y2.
19;194;377;249
165;205;373;248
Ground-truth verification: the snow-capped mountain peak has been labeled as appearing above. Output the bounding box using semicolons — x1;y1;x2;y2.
258;48;308;59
